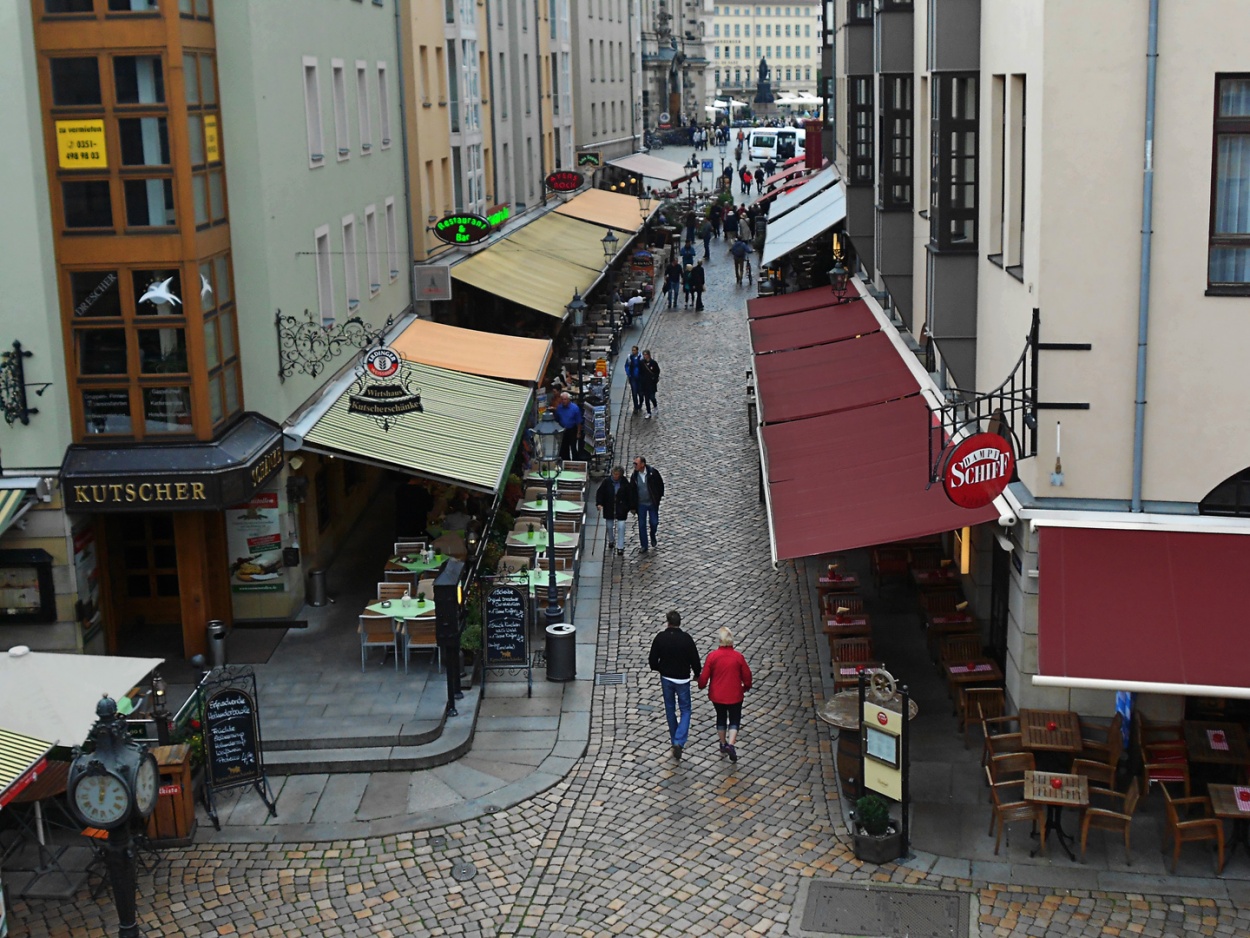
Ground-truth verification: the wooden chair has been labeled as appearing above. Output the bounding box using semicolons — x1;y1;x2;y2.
378;582;409;601
394;540;426;555
359;610;399;671
553;520;579;534
1080;780;1140;864
981;714;1023;768
1072;719;1125;790
508;544;538;566
1162;784;1224;873
985;765;1045;856
820;593;865;617
498;554;532;575
1141;744;1192;799
562;460;588;475
401;617;440;673
870;546;910;589
960;687;1005;748
989;751;1035;786
1078;712;1123;763
939;634;982;668
919;590;967;617
383;569;418;588
830;636;874;664
523;486;547;502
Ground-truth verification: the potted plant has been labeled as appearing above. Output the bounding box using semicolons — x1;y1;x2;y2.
851;794;905;864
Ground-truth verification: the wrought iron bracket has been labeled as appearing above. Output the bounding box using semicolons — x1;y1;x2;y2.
928;308;1090;483
0;341;52;426
275;309;393;383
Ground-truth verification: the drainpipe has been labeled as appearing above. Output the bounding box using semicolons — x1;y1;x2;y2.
393;0;419;311
1130;0;1159;512
484;0;500;203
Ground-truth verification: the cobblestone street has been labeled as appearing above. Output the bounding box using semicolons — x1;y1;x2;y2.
15;216;1250;937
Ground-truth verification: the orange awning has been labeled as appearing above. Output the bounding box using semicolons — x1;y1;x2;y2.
554;188;645;233
390;319;552;385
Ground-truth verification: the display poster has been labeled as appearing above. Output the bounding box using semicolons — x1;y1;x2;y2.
861;702;903;801
56;119;108;169
226;489;286;592
72;524;102;643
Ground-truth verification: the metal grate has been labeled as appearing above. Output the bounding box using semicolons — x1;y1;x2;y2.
595;672;626;686
798;881;969;938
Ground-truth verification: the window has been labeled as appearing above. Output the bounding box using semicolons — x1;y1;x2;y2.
50;57;101;107
881;74;913;209
123;178;175;227
385;197;399;281
1005;75;1026;272
988;75;1005;257
847;0;871;24
714;23;719;36
342;215;359;310
377;62;391;147
315;224;334;324
364;205;380;296
930;72;978;250
848;75;874;185
113;56;165;104
63;180;113;228
303;58;324;164
715;46;720;59
119;117;170;166
497;53;507;118
1209;75;1250;290
356;61;372;152
1200;466;1250;516
331;60;349;158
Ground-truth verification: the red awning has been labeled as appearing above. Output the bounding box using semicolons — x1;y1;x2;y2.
1038;526;1250;688
748;284;842;319
749;300;880;354
754;332;918;424
763;166;809;188
761;397;999;561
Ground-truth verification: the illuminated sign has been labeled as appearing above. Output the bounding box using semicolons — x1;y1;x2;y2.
544;170;583;193
486;203;511;228
432;213;492;246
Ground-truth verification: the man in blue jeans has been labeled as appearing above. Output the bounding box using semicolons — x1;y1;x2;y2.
648;610;702;759
630;455;664;553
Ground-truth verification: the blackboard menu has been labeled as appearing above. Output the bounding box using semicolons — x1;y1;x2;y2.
204;687;261;789
486;585;528;666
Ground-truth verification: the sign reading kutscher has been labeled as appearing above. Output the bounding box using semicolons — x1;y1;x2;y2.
942;433;1015;509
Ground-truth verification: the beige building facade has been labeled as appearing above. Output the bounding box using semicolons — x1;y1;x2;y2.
706;0;821;108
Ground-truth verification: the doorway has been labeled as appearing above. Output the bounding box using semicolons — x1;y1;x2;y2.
105;512;182;655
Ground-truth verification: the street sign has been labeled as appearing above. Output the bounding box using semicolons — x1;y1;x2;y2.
701;159;714;173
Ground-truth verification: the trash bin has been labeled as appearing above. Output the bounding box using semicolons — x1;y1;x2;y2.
308;568;328;607
545;623;576;682
206;619;226;669
146;743;196;846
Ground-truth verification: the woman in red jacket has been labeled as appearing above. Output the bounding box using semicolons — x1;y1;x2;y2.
698;627;753;763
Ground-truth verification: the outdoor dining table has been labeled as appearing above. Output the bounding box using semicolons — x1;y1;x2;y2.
944;658;1004;688
500;568;574;596
1184;721;1250;766
913;567;961;589
823;614;872;636
524;468;589;486
384;553;448;574
1024;770;1089;860
504;530;579;551
924;612;978;658
518;498;583;516
833;660;885;691
366;598;435;619
1020;709;1083;757
817;572;860;594
1207;784;1250;852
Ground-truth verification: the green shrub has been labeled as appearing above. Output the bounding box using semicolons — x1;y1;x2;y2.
855;794;891;836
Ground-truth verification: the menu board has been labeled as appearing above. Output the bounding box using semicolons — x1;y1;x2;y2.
204;687;261;789
485;585;528;666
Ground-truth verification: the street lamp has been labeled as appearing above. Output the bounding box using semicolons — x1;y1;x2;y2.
637;189;653;224
565;290;589;400
600;228;621;335
533;411;564;627
828;258;851;304
152;671;170;746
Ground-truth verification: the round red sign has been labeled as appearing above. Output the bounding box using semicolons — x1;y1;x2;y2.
876;711;888;726
363;347;401;379
941;432;1015;509
544;170;584;193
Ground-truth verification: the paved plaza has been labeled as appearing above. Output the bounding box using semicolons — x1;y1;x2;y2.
14;184;1250;936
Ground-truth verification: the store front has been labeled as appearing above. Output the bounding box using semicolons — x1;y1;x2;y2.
59;413;284;660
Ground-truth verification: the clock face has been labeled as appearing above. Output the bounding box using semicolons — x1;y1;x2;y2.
134;755;158;818
73;772;132;827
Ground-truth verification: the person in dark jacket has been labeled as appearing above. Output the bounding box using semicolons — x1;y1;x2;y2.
624;345;644;411
690;260;706;311
723;208;739;240
638;351;660;419
553;392;582;460
630;453;664;550
663;259;682;309
595;466;635;555
699;218;713;260
649;610;703;758
679;240;697;268
698;627;753;763
754;167;765;194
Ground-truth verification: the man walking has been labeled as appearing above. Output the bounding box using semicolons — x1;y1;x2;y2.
595;466;634;555
648;610;702;759
630;454;664;550
663;258;682;309
730;236;752;286
690;260;706;311
553;392;582;460
754;166;765;194
625;345;644;412
638;351;660;419
699;217;713;260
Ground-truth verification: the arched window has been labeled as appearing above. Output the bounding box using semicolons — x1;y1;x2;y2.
1200;467;1250;516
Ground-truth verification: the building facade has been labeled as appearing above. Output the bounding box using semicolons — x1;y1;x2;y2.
571;0;642;162
640;0;710;129
705;0;821;109
832;0;1250;715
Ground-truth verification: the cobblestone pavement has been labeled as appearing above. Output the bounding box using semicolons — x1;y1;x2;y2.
15;196;1250;936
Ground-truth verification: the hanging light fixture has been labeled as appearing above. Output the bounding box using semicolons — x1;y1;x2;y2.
565;289;588;327
601;229;620;261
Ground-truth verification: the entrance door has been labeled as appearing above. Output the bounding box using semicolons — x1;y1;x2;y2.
989;543;1010;665
105;513;181;649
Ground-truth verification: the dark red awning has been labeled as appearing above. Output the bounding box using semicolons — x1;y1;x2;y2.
754;332;918;424
1038;526;1250;688
748;284;843;319
749;301;880;354
761;397;998;561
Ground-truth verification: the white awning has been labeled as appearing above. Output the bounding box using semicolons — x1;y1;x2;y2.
770;165;839;221
760;181;847;268
608;152;695;185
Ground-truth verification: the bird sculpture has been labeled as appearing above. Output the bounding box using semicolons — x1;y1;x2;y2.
200;274;213;301
139;277;182;308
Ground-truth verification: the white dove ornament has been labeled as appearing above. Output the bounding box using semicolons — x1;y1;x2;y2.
139;277;182;309
201;274;213;301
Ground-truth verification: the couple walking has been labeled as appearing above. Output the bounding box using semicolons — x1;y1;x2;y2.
624;346;660;417
594;456;664;555
648;612;753;762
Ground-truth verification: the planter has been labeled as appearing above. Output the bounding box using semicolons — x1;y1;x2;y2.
852;822;905;864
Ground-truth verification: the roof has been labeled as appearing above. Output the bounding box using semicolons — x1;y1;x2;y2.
554;188;646;232
769;164;839;220
0;727;53;807
303;361;532;493
760;181;846;268
389;319;552;385
608;152;696;185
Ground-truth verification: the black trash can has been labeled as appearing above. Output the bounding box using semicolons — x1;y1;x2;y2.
206;619;227;669
307;569;328;607
545;624;576;682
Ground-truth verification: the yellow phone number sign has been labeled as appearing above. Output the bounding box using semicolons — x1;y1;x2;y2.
56;119;108;169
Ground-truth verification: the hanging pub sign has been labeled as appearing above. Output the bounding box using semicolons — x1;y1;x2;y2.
432;212;492;246
348;346;424;431
941;433;1015;509
544;170;584;193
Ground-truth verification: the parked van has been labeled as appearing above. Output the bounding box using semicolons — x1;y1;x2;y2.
746;127;805;163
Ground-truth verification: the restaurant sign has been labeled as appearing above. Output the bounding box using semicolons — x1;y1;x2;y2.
941;433;1015;510
347;346;424;431
544;170;584;193
432;212;492;246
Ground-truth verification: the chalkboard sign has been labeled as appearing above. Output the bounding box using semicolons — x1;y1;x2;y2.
485;585;528;666
204;687;261;788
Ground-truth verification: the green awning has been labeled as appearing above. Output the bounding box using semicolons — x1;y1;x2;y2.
0;488;33;539
0;728;53;807
303;361;532;493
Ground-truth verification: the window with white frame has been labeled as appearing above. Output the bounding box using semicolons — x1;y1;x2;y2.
303;58;324;166
315;224;334;324
384;197;399;281
331;60;349;159
364;205;380;296
377;62;392;148
1210;75;1250;290
356;61;372;152
342;215;360;309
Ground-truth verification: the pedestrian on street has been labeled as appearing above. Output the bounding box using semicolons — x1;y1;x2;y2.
553;392;582;461
630;453;664;549
763;157;777;177
663;259;682;309
722;162;734;190
699;218;713;260
595;465;635;555
625;345;644;411
754;167;765;194
709;203;723;239
679;240;696;268
682;264;696;309
690;260;706;311
638;351;661;419
740;167;753;195
723;208;739;241
730;236;753;286
698;627;753;763
683;209;697;245
648;610;702;759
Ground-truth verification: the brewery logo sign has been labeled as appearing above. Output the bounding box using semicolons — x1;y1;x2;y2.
348;346;424;431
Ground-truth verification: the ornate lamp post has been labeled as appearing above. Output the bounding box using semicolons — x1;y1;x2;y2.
828;258;851;304
66;696;159;938
533;412;564;627
718;136;728;173
637;189;653;226
565;290;589;401
151;672;170;746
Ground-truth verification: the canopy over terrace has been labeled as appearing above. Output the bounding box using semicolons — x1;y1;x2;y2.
769;164;839;221
389;319;552;385
553;188;649;232
608;152;697;187
760;180;847;268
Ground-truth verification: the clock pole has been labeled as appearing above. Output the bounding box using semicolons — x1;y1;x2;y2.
106;827;141;938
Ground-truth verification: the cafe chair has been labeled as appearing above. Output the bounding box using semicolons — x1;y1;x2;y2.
870;546;910;590
432;532;467;560
553;519;579;534
908;545;944;571
498;555;531;575
1080;780;1141;864
1073;725;1125;791
960;687;1005;748
359;610;400;671
985;765;1045;856
384;569;418;588
981;714;1022;769
401;617;439;673
830;636;874;664
1162;784;1224;873
918;589;966;617
508;544;538;566
939;635;983;669
394;540;426;555
377;582;408;600
1141;747;1192;799
1078;712;1123;762
523;486;547;503
989;751;1035;786
820;593;865;617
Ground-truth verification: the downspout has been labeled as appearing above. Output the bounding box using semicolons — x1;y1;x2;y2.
393;0;419;312
537;3;548;206
1130;0;1159;511
484;0;500;204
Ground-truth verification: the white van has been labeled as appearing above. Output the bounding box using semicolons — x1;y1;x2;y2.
746;127;805;163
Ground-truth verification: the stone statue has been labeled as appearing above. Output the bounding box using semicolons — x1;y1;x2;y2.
758;58;770;86
753;57;775;106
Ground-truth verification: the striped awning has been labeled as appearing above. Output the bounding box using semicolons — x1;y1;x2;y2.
0;487;33;539
0;728;54;807
303;361;533;493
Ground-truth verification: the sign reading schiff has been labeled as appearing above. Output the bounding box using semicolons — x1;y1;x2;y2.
941;433;1014;509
